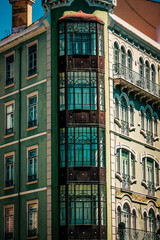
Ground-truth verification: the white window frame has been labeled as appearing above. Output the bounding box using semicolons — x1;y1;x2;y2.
4;204;14;238
5;51;15;87
27;200;38;237
4;100;15;136
4;152;15;189
27;91;38;129
27;40;38;78
27;145;38;183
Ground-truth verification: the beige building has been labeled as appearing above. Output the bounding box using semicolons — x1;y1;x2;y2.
108;12;160;240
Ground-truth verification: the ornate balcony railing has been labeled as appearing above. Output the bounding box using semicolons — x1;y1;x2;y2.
121;120;129;136
147;181;155;196
116;227;157;240
146;131;153;145
113;63;160;98
122;174;130;189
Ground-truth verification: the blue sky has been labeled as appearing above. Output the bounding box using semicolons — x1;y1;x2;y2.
0;0;44;41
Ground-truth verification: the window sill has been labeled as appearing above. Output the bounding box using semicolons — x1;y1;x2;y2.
4;186;14;190
26;180;38;185
4;83;14;89
4;133;15;138
26;126;38;131
114;118;122;127
26;73;38;80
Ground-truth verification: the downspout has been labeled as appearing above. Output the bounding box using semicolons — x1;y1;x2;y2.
18;46;22;240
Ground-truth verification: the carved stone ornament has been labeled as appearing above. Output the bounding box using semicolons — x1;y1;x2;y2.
43;0;116;10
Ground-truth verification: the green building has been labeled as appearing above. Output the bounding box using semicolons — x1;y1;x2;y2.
0;0;116;239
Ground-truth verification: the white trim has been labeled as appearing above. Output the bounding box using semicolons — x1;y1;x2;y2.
0;193;18;200
20;131;47;142
0;90;19;100
20;187;47;195
0;141;19;149
21;78;47;92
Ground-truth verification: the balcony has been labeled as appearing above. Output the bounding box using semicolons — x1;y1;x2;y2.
116;227;157;240
113;63;160;103
122;174;130;190
146;131;153;145
147;181;155;196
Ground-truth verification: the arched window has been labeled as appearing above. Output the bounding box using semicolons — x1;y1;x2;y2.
115;98;119;119
127;50;132;70
121;47;126;77
149;209;155;233
114;42;119;73
123;203;130;229
146;109;152;144
151;65;156;82
121;97;128;135
117;206;121;227
141;109;145;130
154;116;158;137
127;50;132;80
139;58;144;84
143;212;147;232
145;61;150;90
130;105;134;127
142;157;159;195
116;148;135;188
132;209;136;229
157;215;160;230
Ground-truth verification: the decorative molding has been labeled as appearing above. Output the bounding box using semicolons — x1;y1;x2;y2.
46;0;116;10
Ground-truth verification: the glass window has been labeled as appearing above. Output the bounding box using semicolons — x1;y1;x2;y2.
141;110;144;130
100;128;105;167
67;72;97;110
59;73;65;111
155;163;159;186
132;210;136;229
28;44;37;77
139;57;144;79
130;105;134;127
66;22;97;56
121;97;128;135
116;149;120;174
146;109;152;133
99;24;104;57
154;116;158;137
122;149;129;176
28;148;37;182
145;61;150;90
6;54;14;86
28;95;37;128
101;185;106;226
115;98;119;119
142;159;145;181
143;212;147;232
131;154;135;179
68;127;98;167
5;104;14;135
151;65;155;82
99;73;104;111
59;23;65;56
117;206;121;227
68;184;98;225
5;206;14;239
60;128;65;167
123;203;130;229
5;155;14;187
127;51;132;70
60;185;66;226
114;42;119;74
149;209;155;233
28;202;38;237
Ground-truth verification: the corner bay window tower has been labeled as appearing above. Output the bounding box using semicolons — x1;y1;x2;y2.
58;11;106;239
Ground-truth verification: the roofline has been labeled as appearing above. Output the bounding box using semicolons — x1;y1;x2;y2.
109;13;160;52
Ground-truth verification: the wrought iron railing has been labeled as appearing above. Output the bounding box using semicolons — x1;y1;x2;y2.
5;180;13;187
116;227;157;240
147;181;155;196
5;128;13;135
28;174;37;182
6;77;14;86
113;63;160;97
122;174;130;189
121;120;129;136
146;131;153;145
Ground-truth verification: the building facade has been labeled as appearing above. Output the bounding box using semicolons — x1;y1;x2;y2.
109;12;160;240
0;0;160;240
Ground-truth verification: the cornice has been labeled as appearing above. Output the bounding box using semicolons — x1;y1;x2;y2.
43;0;116;10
